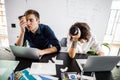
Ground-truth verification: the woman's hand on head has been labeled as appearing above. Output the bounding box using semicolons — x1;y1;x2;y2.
71;29;81;42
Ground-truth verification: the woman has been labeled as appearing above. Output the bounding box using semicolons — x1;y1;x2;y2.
67;22;104;58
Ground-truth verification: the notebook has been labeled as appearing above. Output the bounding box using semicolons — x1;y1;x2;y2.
10;45;42;60
76;56;120;72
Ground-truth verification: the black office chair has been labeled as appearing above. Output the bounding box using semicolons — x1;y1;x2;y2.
60;37;67;47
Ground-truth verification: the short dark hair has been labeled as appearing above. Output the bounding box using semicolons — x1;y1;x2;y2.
24;9;40;19
18;15;25;20
70;22;91;42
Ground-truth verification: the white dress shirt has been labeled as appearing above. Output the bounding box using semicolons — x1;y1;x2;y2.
67;33;102;54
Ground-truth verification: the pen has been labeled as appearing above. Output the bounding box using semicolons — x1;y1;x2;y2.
5;48;11;53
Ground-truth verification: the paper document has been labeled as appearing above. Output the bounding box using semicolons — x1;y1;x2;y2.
30;63;56;75
54;60;63;65
40;75;58;80
76;59;87;71
51;56;63;65
117;61;120;67
81;75;95;80
76;59;87;64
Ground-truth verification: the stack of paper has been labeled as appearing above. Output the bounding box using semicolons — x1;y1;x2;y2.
30;63;56;75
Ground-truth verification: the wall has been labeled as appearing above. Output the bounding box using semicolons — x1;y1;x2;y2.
5;0;112;45
5;0;27;45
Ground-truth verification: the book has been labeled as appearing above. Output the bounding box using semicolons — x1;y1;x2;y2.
10;68;58;80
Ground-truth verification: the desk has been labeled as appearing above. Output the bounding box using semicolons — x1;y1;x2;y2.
0;51;120;80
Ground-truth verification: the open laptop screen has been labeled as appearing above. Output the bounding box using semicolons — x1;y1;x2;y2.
10;45;41;60
76;56;120;72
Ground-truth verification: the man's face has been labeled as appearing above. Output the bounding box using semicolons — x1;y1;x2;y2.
26;14;40;32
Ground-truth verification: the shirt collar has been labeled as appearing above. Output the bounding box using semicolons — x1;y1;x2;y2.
36;24;41;34
27;24;41;34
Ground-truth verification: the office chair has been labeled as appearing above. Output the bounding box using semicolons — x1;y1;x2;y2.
60;37;67;47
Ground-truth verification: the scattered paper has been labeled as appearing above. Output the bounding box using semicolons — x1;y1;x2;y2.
52;56;57;62
117;61;120;67
0;68;7;76
81;75;94;80
55;60;63;65
76;59;87;71
76;59;87;64
40;75;58;80
48;60;52;63
81;73;96;80
30;63;56;75
52;56;63;65
60;67;68;72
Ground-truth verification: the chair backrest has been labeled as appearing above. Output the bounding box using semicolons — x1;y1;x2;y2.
60;37;67;47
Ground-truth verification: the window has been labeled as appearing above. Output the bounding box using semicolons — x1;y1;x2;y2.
104;0;120;43
0;0;9;47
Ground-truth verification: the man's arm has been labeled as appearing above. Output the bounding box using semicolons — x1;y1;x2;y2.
38;25;61;55
16;32;25;46
38;46;57;55
16;16;27;46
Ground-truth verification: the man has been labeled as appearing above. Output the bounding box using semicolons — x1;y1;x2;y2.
16;9;61;56
67;22;104;58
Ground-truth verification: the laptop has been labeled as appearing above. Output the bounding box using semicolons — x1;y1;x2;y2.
10;45;42;60
76;56;120;72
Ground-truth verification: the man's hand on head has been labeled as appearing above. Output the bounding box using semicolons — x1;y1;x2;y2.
19;17;27;33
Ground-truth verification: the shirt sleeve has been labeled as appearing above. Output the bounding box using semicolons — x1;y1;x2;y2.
90;34;103;54
43;25;61;52
22;28;28;47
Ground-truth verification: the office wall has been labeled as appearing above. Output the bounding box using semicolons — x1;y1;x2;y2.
5;0;27;45
5;0;112;45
